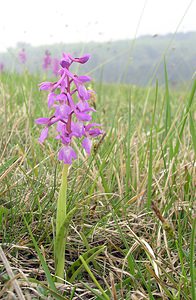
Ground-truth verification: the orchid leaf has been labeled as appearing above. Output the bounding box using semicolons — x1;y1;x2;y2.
67;245;105;283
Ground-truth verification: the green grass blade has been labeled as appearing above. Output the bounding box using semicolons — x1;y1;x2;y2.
79;255;110;300
174;79;196;156
164;59;173;159
82;282;107;300
147;81;158;208
67;245;105;283
190;218;196;300
23;217;57;292
147;132;153;208
126;95;132;193
164;59;171;135
189;112;196;155
112;212;135;275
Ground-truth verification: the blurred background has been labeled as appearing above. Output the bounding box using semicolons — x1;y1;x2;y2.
0;0;195;85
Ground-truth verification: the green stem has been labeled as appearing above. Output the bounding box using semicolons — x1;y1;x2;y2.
55;164;69;282
79;255;110;300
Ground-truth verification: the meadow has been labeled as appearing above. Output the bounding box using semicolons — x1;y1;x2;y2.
0;68;195;299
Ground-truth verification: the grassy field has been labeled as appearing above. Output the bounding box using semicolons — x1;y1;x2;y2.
0;70;195;299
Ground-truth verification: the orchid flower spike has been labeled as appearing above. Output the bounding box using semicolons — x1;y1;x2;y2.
36;53;103;164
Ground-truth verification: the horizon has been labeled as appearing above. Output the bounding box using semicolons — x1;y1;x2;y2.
0;30;195;54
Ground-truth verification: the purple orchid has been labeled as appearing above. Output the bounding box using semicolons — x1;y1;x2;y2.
36;52;103;164
43;50;52;71
0;63;4;73
18;48;26;64
58;146;77;164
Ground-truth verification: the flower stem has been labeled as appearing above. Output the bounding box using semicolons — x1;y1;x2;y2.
55;163;69;282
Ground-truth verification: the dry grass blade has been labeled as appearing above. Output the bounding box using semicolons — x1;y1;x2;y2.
0;156;23;182
109;272;117;300
0;245;25;300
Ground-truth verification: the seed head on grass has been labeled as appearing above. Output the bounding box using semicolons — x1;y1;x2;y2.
35;53;103;164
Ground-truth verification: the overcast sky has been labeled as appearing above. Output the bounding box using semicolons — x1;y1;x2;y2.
0;0;195;52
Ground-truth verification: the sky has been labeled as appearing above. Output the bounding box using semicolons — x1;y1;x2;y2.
0;0;195;52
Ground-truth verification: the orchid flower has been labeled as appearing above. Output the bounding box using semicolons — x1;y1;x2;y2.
36;52;103;164
18;48;26;64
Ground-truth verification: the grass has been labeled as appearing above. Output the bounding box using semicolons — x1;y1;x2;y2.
0;70;195;299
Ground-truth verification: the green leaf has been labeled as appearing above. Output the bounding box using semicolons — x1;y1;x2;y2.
54;206;77;281
67;245;105;283
54;207;77;260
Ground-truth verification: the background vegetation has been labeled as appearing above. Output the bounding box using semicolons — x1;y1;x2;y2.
0;31;196;85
